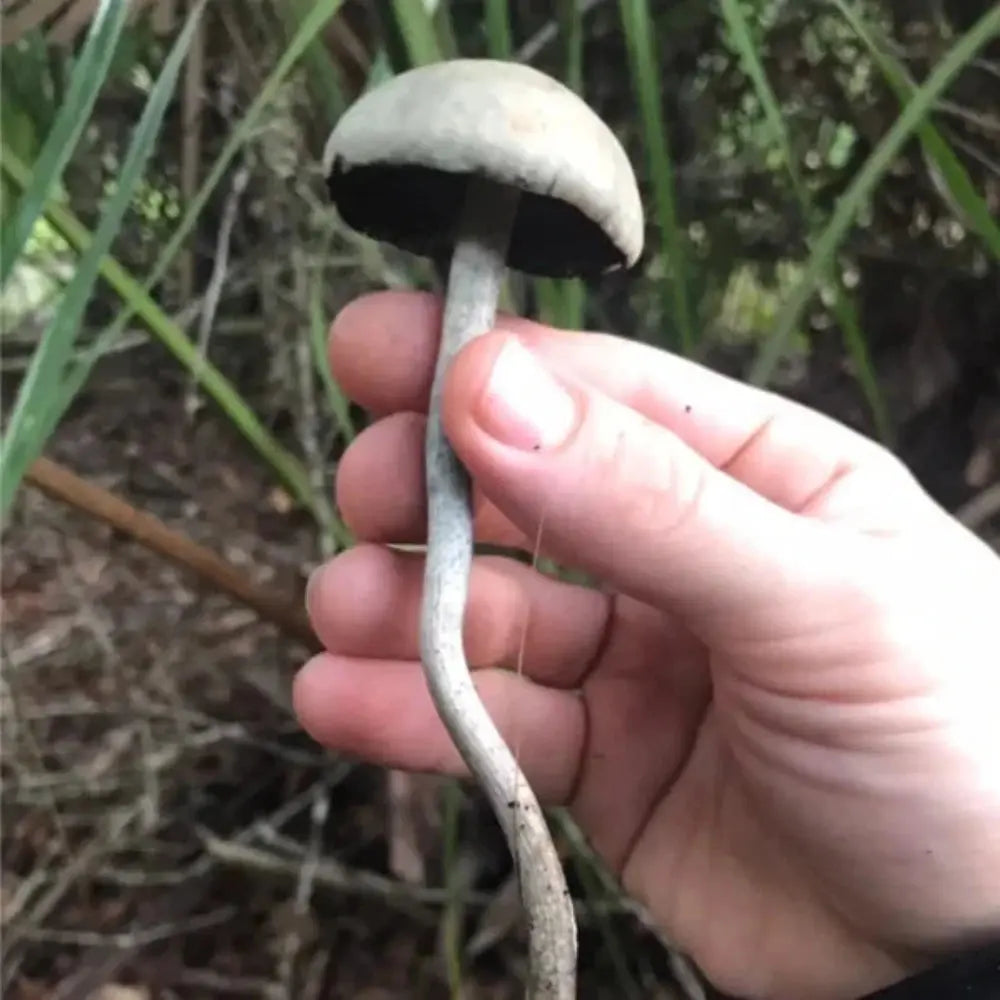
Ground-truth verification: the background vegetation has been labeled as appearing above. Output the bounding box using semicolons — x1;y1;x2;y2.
2;1;998;997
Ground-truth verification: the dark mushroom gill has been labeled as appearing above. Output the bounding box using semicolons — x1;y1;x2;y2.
326;159;629;278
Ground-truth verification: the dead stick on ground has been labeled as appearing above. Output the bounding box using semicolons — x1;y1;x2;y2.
24;456;318;651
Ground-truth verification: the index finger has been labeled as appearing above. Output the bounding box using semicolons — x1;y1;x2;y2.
330;290;917;522
329;290;537;418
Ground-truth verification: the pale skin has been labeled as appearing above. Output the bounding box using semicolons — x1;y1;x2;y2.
293;290;1000;1000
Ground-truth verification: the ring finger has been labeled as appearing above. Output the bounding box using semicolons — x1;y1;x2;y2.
337;411;530;549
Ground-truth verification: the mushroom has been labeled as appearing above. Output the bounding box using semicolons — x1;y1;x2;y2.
323;58;644;999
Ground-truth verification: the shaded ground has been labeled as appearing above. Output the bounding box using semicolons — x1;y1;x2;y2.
2;276;998;999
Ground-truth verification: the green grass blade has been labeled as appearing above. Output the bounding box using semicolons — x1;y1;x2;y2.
831;0;1000;261
1;2;208;516
554;811;643;999
717;0;805;201
0;148;315;517
561;277;586;331
618;0;694;354
164;0;346;267
17;0;350;497
559;0;584;92
391;0;444;66
440;780;466;998
533;277;564;327
279;0;351;122
432;1;459;59
749;4;1000;387
0;30;57;146
533;275;585;330
531;0;588;332
303;274;353;553
13;0;362;524
92;0;349;370
484;0;513;58
309;275;356;444
830;288;892;444
716;0;890;441
0;0;130;287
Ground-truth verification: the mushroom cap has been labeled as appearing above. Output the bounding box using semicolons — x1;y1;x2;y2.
322;59;644;278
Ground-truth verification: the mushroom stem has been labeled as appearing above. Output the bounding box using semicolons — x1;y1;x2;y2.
421;174;577;1000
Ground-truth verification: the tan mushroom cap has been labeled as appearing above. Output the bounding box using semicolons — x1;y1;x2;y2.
323;59;644;278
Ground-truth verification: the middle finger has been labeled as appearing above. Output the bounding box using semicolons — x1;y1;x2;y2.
337;410;528;548
307;542;613;689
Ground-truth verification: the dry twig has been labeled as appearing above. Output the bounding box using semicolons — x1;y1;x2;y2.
24;456;317;649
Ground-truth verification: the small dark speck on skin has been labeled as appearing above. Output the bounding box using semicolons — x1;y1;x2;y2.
531;443;541;451
684;404;692;414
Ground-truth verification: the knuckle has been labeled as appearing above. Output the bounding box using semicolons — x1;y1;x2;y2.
593;419;709;541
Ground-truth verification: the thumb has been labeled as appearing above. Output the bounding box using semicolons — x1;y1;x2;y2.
442;332;852;630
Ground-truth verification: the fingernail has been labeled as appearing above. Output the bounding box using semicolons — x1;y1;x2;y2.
477;339;577;451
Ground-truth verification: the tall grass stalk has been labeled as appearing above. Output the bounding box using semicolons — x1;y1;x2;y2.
391;0;444;65
0;0;347;521
1;2;209;516
749;3;1000;386
831;0;1000;261
88;0;349;404
0;148;315;516
717;0;891;442
484;0;513;59
618;0;695;354
0;0;130;287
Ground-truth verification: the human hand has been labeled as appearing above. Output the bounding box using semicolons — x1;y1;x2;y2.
293;291;1000;1000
